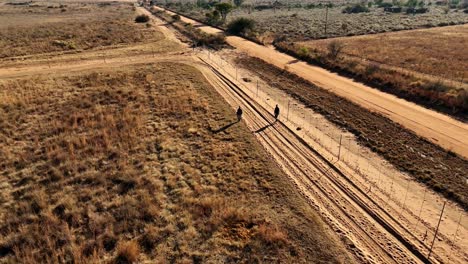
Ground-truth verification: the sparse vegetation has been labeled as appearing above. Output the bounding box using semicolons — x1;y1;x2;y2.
152;9;226;48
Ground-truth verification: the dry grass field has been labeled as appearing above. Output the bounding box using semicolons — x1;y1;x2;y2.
0;1;164;59
299;24;468;83
0;63;351;263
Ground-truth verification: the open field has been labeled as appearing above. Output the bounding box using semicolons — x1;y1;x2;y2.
298;24;468;83
0;1;164;59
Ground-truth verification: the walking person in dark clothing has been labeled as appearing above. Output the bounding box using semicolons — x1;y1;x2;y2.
274;104;280;121
236;106;243;122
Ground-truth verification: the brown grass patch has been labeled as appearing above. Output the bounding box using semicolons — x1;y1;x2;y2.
299;24;468;82
0;63;352;263
0;1;164;59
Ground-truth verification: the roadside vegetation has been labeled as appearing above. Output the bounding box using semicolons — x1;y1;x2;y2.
0;63;352;263
0;2;163;59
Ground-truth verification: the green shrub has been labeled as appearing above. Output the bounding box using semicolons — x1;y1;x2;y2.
342;4;370;13
378;2;393;7
135;14;150;23
227;17;255;35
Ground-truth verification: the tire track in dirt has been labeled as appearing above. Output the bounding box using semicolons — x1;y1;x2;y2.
196;57;438;264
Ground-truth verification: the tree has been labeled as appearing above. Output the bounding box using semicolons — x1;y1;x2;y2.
215;2;233;22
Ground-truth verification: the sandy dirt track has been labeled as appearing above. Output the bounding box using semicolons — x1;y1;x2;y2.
153;6;468;159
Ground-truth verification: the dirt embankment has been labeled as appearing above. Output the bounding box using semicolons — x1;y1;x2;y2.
236;56;468;210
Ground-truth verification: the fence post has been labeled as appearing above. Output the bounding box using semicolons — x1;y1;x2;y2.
338;134;343;161
256;80;259;97
428;201;446;260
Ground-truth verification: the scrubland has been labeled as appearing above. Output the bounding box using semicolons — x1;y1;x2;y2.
164;2;468;40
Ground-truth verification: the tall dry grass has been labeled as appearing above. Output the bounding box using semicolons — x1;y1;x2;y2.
0;63;351;263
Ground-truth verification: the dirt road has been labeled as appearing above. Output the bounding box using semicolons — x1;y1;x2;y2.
195;49;467;264
198;56;429;264
154;6;468;159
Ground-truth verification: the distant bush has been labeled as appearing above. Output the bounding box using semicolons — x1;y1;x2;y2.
227;17;255;35
172;14;181;21
379;2;393;7
384;6;402;12
406;7;429;13
342;4;370;13
135;14;150;23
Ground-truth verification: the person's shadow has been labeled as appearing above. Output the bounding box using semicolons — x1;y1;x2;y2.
211;120;239;134
254;120;276;133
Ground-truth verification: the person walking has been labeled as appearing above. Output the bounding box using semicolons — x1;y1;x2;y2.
236;106;243;122
274;104;280;120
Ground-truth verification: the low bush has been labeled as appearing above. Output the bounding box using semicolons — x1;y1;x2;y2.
226;17;255;35
378;2;394;7
172;14;181;21
406;7;429;13
135;14;150;23
342;4;370;13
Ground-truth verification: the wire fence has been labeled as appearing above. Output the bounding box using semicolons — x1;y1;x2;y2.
197;48;466;260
